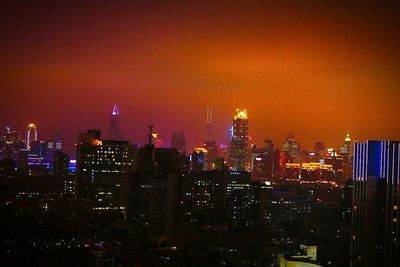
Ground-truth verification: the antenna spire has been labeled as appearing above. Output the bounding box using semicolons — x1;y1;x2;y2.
206;106;214;142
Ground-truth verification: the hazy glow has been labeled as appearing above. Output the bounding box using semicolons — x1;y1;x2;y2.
0;2;399;153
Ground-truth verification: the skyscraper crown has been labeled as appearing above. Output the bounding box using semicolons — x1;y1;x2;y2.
112;105;119;116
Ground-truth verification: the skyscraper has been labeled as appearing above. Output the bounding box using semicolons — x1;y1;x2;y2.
229;108;249;171
26;123;38;149
171;130;186;153
351;140;400;267
129;125;186;239
282;132;300;163
340;131;353;180
109;104;122;140
204;106;218;170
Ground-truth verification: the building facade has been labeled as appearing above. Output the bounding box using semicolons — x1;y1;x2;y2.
229;109;249;171
351;140;400;267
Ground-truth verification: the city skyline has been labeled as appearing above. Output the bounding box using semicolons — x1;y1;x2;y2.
2;105;359;156
1;2;399;266
1;2;399;154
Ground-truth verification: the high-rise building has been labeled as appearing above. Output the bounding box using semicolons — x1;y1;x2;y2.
282;132;300;163
204;141;217;170
206;106;214;142
171;130;186;153
191;147;207;171
129;125;186;240
26;123;38;149
314;142;325;160
109;105;122;140
340;131;353;181
76;129;136;218
351;140;400;267
229;109;249;171
203;106;218;170
53;151;69;178
0;127;24;162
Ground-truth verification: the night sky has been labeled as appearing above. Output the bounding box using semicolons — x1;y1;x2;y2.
1;1;400;155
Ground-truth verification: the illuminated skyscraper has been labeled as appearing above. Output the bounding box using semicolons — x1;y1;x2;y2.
229;109;249;171
109;104;122;140
351;140;400;267
340;131;353;180
282;132;300;163
26;123;38;149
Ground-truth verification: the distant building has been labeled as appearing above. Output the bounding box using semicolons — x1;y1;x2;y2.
313;142;325;160
204;140;218;170
351;140;400;267
282;132;300;163
109;105;122;140
251;139;277;182
25;123;38;150
171;130;186;153
191;147;207;171
339;131;353;180
53;151;69;178
0;127;25;162
229;109;249;171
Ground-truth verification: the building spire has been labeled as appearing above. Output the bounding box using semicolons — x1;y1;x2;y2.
109;105;122;140
206;106;214;142
112;105;119;116
148;124;154;145
345;131;351;142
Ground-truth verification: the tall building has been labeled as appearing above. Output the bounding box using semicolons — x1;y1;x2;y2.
204;106;218;170
129;125;186;240
171;130;186;153
76;129;136;218
191;147;207;171
351;140;400;267
53;151;69;178
229;108;249;171
314;142;325;160
0;127;24;162
340;131;353;180
282;132;300;163
204;141;217;170
26;123;38;149
252;143;276;182
206;106;214;142
109;104;122;140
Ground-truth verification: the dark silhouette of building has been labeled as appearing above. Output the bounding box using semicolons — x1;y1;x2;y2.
76;129;136;219
191;148;207;171
314;142;325;160
204;140;218;170
53;151;69;178
109;105;122;140
171;130;186;153
351;140;400;267
129;125;186;240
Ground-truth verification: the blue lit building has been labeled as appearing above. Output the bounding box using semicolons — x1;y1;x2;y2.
351;140;400;267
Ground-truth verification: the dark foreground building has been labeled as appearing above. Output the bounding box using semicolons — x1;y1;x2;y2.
351;140;400;267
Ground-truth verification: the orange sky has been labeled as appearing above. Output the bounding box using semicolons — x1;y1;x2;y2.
1;2;399;154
